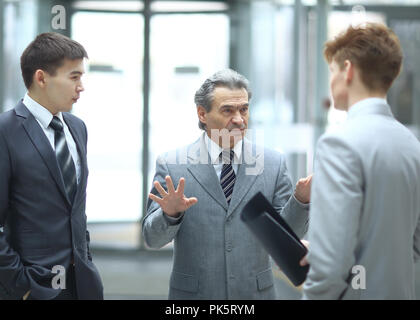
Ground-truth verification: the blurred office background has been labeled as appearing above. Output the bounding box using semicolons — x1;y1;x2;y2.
1;0;419;299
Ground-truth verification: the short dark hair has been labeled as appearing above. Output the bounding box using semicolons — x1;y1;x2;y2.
194;69;252;130
324;23;403;93
20;32;88;89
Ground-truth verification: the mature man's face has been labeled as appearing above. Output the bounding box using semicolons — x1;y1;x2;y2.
198;86;249;149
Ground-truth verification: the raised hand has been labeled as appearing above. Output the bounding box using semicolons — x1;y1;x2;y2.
300;239;310;266
294;174;312;204
148;176;198;217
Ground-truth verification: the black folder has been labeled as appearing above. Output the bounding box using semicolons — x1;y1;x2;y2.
241;192;309;286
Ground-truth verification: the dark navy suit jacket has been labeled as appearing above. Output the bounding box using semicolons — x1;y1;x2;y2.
0;101;103;300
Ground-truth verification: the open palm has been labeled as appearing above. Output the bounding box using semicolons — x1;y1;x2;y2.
149;176;198;217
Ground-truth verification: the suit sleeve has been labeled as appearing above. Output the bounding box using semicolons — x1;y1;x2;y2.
302;135;363;300
272;153;309;239
142;155;184;249
0;130;30;299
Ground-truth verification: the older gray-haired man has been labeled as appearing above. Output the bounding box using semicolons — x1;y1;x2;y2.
142;69;312;299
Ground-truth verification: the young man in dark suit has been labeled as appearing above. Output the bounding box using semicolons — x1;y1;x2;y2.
0;32;103;300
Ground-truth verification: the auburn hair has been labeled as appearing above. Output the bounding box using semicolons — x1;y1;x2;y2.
324;23;403;93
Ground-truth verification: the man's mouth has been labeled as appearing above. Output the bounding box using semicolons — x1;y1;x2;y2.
229;127;245;133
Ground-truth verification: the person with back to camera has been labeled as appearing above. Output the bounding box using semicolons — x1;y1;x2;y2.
301;23;420;300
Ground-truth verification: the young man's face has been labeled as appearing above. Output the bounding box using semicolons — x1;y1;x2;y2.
44;58;85;114
329;60;349;111
198;86;249;149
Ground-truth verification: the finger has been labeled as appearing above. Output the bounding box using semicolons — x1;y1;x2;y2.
300;257;308;266
154;181;168;197
297;178;305;185
166;176;176;194
149;193;163;205
301;239;310;249
176;177;185;194
185;197;198;208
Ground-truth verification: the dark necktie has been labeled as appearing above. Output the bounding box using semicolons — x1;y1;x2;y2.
220;150;236;205
49;116;77;203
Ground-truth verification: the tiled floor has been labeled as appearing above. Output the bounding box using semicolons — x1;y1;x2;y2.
88;222;420;300
88;222;302;299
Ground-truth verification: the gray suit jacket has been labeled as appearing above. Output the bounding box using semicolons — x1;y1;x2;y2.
143;133;309;299
303;98;420;299
0;101;103;300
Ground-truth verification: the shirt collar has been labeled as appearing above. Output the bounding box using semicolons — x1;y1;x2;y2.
204;132;243;164
23;92;64;129
347;97;392;120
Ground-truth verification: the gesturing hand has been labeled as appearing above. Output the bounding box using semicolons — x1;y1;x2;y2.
294;174;312;204
299;240;310;266
148;176;198;217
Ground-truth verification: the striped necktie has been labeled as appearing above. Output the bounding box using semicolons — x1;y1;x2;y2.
220;150;236;205
49;116;77;203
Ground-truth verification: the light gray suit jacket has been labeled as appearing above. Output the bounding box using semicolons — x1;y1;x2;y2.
303;98;420;300
142;133;309;299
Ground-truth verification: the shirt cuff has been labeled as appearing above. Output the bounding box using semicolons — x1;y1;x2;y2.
292;194;310;209
163;211;184;225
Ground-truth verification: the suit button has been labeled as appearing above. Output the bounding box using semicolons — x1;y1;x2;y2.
226;243;232;252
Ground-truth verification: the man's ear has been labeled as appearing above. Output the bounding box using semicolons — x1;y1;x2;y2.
33;69;47;88
344;60;354;84
197;106;207;125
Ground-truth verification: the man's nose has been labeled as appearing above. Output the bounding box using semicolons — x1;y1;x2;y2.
77;83;84;92
231;112;244;124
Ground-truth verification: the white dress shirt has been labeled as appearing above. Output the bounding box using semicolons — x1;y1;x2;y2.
22;93;81;184
204;133;242;178
163;133;243;223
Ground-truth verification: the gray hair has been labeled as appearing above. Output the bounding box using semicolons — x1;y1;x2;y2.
194;69;252;130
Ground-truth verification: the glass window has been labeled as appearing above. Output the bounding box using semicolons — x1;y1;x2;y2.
71;12;144;222
151;1;228;12
72;1;144;12
148;13;229;185
325;10;385;132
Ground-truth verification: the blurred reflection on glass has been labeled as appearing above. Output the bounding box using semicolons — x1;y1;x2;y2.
71;12;144;222
149;13;229;184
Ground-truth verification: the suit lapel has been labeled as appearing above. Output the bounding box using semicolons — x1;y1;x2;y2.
15;102;70;206
185;135;264;214
63;113;86;207
187;135;229;211
227;139;263;217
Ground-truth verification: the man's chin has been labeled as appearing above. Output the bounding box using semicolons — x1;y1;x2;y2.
64;104;74;112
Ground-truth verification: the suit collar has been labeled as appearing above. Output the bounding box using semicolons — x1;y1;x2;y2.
22;93;64;129
15;101;85;208
347;98;394;120
15;99;30;118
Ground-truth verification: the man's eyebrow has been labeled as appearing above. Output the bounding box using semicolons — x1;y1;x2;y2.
220;103;249;109
70;71;84;75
